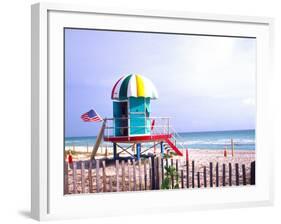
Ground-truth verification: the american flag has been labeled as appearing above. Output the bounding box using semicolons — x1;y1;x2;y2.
81;109;103;122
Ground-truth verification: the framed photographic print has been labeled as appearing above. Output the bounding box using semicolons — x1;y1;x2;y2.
31;2;274;221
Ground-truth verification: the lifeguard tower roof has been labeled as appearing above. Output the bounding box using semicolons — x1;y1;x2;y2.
111;74;158;100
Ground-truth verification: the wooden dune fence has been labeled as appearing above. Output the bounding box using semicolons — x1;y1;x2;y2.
64;158;256;194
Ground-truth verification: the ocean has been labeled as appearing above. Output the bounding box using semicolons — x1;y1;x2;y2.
65;129;255;150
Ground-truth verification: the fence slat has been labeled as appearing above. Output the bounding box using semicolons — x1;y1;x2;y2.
186;161;189;188
73;162;77;194
192;160;195;188
161;158;164;182
133;159;137;191
116;160;120;192
96;160;100;193
64;162;69;194
203;166;207;188
128;160;131;191
222;164;226;186
170;159;174;188
210;162;213;187
138;160;142;190
122;160;125;191
88;160;93;193
242;164;246;185
109;176;113;192
229;163;232;186
102;160;106;192
181;170;184;188
197;172;200;188
216;163;219;187
235;163;239;186
81;161;85;193
144;159;147;190
250;161;255;185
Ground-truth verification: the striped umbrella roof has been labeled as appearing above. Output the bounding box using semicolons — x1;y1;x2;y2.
111;74;158;100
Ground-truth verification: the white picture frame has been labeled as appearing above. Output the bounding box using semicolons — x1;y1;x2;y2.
31;2;274;221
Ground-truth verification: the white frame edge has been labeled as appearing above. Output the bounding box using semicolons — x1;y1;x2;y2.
31;2;275;221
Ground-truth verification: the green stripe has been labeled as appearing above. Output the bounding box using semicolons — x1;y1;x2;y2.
119;74;132;99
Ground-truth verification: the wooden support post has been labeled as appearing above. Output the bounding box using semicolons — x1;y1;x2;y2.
160;141;164;158
81;161;85;193
144;159;147;190
136;143;141;160
216;163;219;187
235;163;239;186
102;160;106;192
186;160;189;188
155;157;159;189
203;166;207;188
133;159;137;191
128;160;131;191
229;163;232;186
197;172;200;188
250;161;255;185
192;160;195;188
242;164;246;185
171;159;174;189
210;162;213;187
121;160;125;191
96;160;100;193
113;143;117;160
157;157;162;189
222;164;226;186
138;160;142;190
64;161;69;194
181;170;184;188
88;160;93;193
116;160;119;192
149;158;152;190
73;162;77;194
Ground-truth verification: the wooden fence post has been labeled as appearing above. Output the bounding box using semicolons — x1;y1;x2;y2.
81;161;85;193
186;160;189;188
203;166;207;188
64;162;69;194
128;160;131;191
216;163;219;187
151;157;155;190
109;176;113;192
171;159;174;189
88;160;93;193
250;161;255;185
116;160;120;192
122;160;125;191
144;159;147;190
192;160;195;188
133;159;137;191
242;164;246;185
96;160;100;193
73;162;77;194
222;164;226;186
229;163;232;186
138;160;142;190
157;157;162;189
197;172;200;188
181;170;184;188
102;160;107;192
161;158;164;181
235;163;239;186
210;162;213;187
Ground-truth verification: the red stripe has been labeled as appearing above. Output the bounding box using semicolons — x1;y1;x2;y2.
111;76;124;99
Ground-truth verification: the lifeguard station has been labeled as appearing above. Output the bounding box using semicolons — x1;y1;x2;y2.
101;74;184;160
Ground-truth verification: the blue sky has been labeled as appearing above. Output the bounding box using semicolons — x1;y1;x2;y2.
65;28;256;137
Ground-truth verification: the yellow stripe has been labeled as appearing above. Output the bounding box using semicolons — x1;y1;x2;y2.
136;74;145;97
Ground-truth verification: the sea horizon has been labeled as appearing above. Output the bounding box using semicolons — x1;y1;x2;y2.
65;129;255;150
